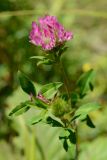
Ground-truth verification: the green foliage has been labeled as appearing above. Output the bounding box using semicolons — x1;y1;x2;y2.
8;39;101;157
30;56;46;60
71;92;79;106
73;102;101;121
68;129;76;144
63;139;68;152
46;116;64;127
59;129;76;144
34;98;49;109
37;59;55;66
18;71;36;96
30;55;55;66
59;129;70;139
40;82;63;99
58;46;68;57
86;115;95;128
9;81;63;116
59;128;76;152
9;98;49;117
9;100;31;116
77;69;95;98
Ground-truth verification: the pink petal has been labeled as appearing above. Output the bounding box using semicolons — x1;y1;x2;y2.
29;15;73;50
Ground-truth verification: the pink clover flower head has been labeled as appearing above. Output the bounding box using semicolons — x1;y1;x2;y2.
29;15;73;50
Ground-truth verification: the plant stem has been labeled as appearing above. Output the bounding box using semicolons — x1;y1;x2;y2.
59;60;79;160
59;59;70;98
75;122;79;160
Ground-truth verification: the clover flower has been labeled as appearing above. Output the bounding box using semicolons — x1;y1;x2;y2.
29;15;73;50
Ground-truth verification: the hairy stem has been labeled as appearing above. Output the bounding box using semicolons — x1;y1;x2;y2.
59;60;79;160
59;59;70;98
75;123;79;160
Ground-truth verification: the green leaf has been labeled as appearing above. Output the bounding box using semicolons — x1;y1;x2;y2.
37;59;54;66
59;129;70;140
86;115;95;128
77;69;95;97
30;56;45;60
30;56;55;65
59;129;69;152
34;98;49;109
71;92;79;106
9;101;31;116
46;116;63;127
89;82;94;91
61;93;69;101
59;129;76;144
63;139;68;152
40;82;63;99
58;46;68;56
73;102;101;120
67;129;76;144
59;129;76;152
18;71;36;96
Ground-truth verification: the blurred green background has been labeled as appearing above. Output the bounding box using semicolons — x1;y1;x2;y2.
0;0;107;160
